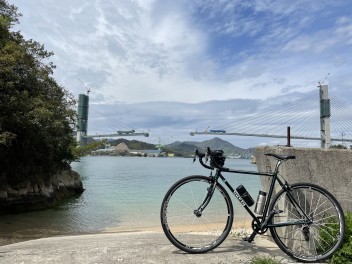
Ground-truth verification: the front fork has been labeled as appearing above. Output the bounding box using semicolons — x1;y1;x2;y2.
193;176;217;217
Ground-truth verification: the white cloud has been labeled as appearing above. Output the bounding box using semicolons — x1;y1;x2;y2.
335;16;352;45
9;0;352;146
12;0;350;104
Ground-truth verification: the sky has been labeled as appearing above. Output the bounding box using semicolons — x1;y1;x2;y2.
9;0;352;148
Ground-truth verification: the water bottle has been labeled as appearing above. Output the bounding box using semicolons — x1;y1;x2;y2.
254;191;267;215
236;185;254;207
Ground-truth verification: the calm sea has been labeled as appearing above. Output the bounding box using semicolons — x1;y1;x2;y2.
0;157;261;245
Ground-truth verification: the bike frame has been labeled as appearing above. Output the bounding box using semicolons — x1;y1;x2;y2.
199;157;312;233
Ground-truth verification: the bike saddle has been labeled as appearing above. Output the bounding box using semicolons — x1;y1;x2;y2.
265;153;296;160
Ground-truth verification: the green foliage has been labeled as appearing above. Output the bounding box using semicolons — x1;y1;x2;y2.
317;214;340;254
329;211;352;264
0;0;77;184
330;144;347;149
247;256;281;264
73;140;107;158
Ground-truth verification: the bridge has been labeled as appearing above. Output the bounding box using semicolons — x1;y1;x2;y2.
75;94;149;144
190;84;352;148
75;84;352;148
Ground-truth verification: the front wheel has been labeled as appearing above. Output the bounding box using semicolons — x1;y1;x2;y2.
160;175;234;253
269;183;345;262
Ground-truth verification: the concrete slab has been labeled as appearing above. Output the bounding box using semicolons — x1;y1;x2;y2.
0;232;302;264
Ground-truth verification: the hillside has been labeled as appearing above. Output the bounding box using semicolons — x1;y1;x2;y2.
108;139;157;150
165;137;254;158
87;137;254;158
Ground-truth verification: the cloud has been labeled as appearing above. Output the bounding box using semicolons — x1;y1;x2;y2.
9;0;352;147
13;0;352;102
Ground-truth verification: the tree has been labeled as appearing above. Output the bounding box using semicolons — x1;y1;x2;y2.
330;144;347;149
0;0;77;185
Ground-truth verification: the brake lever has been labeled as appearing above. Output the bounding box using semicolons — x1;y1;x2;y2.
204;149;209;164
193;149;198;163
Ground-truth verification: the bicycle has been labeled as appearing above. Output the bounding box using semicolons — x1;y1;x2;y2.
160;147;345;262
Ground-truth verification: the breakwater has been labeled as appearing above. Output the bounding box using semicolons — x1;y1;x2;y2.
255;146;352;212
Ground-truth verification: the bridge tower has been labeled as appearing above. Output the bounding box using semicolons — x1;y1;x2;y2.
76;93;89;144
319;84;331;148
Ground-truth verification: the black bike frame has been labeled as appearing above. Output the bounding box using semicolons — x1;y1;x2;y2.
205;158;311;230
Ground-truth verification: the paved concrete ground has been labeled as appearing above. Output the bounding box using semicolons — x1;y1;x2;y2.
0;231;301;264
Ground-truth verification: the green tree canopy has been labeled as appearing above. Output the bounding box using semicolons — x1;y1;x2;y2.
0;0;77;184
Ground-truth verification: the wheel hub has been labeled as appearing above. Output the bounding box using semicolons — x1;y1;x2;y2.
194;209;202;217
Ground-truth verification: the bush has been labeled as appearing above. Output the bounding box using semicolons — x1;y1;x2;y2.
1;1;77;185
329;211;352;264
248;256;281;264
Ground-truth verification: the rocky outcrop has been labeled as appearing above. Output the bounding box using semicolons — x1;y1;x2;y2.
0;169;84;214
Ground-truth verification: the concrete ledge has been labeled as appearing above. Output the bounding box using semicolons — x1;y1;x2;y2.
255;146;352;212
0;232;297;264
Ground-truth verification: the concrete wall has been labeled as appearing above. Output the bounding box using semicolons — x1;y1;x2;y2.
255;146;352;212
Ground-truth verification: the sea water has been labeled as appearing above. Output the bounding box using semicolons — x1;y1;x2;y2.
0;157;261;245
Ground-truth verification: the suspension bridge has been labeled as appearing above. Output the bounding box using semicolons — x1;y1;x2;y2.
75;84;352;148
190;85;352;148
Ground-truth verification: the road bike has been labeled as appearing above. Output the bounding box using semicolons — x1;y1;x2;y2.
160;147;345;262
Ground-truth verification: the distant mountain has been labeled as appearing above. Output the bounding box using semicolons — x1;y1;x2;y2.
165;137;254;158
163;141;199;157
87;137;254;158
108;138;157;150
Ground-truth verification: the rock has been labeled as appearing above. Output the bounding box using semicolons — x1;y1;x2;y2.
0;169;84;215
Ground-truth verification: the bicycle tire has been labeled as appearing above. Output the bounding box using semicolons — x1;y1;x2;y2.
160;175;234;253
269;183;345;262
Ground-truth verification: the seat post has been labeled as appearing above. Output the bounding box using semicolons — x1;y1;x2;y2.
273;159;283;175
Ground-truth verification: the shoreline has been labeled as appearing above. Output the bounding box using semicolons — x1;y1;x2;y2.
0;231;290;264
0;217;254;247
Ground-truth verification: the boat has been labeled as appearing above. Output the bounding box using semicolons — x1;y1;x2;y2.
250;156;256;164
227;155;241;159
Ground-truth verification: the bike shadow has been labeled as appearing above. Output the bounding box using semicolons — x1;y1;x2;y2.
171;237;290;261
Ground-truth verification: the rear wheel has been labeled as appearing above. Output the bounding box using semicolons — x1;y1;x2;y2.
269;183;345;262
160;175;233;253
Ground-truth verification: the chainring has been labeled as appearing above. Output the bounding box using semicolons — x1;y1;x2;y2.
251;217;268;234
